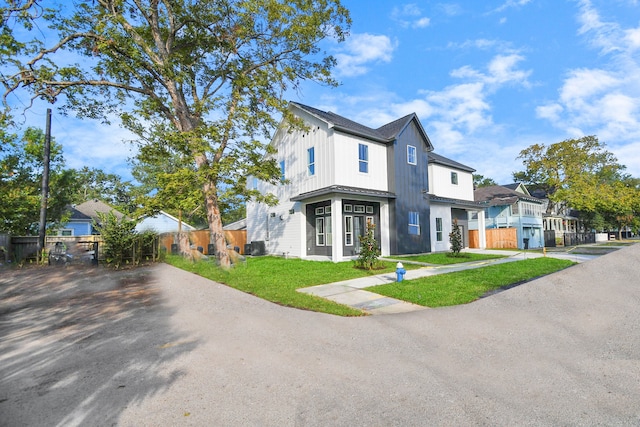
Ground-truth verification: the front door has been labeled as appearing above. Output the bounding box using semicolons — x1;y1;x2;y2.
342;200;380;256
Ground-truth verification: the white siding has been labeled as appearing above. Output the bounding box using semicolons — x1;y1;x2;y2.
430;204;452;252
135;213;195;233
246;104;391;259
333;133;388;191
428;164;474;201
246;199;306;258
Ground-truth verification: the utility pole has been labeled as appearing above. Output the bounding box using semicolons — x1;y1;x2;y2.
37;109;52;263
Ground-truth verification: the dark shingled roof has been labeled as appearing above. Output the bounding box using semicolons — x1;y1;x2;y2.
428;152;475;172
474;185;543;206
290;102;434;150
70;199;124;221
291;185;396;202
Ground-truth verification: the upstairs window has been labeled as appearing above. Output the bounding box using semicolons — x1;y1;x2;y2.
451;171;458;185
407;145;417;165
358;143;368;173
280;160;286;182
408;211;420;235
307;147;315;176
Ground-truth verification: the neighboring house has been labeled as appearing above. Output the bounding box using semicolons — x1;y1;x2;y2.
58;199;124;236
527;189;586;238
246;101;484;261
135;211;196;234
473;183;545;249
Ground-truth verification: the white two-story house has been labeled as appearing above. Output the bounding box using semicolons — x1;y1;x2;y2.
246;102;485;262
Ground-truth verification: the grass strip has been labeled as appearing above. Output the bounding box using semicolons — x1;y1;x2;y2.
165;255;408;316
367;257;575;307
388;252;505;265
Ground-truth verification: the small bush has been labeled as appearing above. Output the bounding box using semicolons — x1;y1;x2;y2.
355;222;384;270
449;218;463;257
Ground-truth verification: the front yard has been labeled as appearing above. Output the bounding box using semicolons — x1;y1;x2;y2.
165;252;574;316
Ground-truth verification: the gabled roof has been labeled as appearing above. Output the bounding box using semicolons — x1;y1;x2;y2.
428;152;475;173
502;182;531;196
70;199;124;221
290;102;434;150
474;185;543;206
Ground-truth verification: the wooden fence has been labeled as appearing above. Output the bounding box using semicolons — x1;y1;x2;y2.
2;235;104;264
469;228;518;249
159;229;247;255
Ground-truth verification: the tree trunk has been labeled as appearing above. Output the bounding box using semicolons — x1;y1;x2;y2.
177;231;191;258
203;181;231;268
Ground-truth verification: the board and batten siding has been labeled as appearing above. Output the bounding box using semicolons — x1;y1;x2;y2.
388;121;431;255
428;164;474;201
333;132;388;191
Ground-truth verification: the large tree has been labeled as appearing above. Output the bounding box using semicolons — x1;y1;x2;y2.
513;136;639;235
0;126;77;234
72;166;136;212
513;136;624;214
1;0;351;266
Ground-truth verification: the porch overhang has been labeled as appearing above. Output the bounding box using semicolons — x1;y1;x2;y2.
428;195;483;209
291;185;396;202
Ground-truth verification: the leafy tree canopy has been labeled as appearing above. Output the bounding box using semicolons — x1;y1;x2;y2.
1;0;351;266
473;174;497;188
513;135;639;235
0;126;78;234
72;166;136;213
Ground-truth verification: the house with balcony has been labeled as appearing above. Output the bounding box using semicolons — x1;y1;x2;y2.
473;183;545;249
246;102;485;261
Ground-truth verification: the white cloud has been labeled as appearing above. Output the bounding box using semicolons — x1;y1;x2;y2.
492;0;532;13
391;4;431;29
536;1;640;169
334;33;396;77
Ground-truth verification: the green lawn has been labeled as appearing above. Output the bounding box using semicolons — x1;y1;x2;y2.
165;254;573;316
165;255;402;316
367;257;575;307
389;252;505;265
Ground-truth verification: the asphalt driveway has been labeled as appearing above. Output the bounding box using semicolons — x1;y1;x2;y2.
1;244;639;426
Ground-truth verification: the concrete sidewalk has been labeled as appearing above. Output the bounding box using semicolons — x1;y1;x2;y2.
298;248;598;315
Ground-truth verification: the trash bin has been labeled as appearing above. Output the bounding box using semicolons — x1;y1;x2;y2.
523;238;529;250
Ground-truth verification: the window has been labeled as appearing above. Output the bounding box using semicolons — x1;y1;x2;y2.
315;207;324;215
409;211;420;235
345;216;353;246
436;217;443;241
354;205;365;213
451;171;458;185
366;205;374;214
407;145;417;165
61;230;73;236
280;160;286;181
344;204;353;213
316;218;325;246
358;143;368;173
307;147;315;176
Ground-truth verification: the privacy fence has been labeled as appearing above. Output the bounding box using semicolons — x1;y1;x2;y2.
0;234;159;265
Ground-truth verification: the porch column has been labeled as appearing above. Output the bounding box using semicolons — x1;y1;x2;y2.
478;210;487;249
331;198;343;263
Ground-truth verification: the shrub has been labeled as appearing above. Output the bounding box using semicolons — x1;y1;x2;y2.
449;218;463;257
355;222;383;270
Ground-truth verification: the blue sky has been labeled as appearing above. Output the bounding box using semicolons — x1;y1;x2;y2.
10;0;640;185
